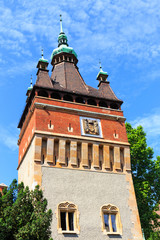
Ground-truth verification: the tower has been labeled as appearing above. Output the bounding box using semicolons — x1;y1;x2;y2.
18;17;143;239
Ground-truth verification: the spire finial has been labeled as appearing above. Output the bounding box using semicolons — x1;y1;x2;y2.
41;48;44;59
99;60;103;71
30;74;33;88
60;14;63;33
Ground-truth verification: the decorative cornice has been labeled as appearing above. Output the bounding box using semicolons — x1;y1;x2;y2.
34;130;130;146
34;102;126;122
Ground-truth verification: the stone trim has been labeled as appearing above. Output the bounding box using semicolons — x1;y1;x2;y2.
55;201;80;234
34;130;130;146
126;174;143;239
100;204;122;236
34;102;126;122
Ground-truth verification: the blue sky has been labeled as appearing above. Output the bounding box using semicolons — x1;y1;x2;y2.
0;0;160;186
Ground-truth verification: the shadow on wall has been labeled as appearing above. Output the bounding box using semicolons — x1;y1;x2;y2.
109;235;122;239
64;234;78;238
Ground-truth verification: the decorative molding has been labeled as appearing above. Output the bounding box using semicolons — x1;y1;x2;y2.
56;201;80;234
34;102;126;122
100;204;122;236
34;130;130;146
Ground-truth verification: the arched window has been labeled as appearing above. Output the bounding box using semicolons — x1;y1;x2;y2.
51;92;61;100
63;94;73;102
101;204;122;235
56;202;80;234
87;98;97;106
38;90;48;98
110;102;119;110
75;97;85;104
99;101;108;108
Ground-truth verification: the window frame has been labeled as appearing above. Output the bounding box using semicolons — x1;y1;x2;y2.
56;202;80;234
101;204;122;235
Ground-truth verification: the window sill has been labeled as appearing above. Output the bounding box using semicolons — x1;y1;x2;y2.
108;232;121;235
104;232;121;236
58;230;79;235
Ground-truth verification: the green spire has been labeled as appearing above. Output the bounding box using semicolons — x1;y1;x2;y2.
99;60;103;72
39;48;48;63
58;14;68;47
97;60;108;81
51;15;78;61
60;14;63;33
28;75;33;91
41;48;44;59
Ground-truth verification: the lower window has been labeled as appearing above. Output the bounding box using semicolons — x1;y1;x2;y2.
60;211;74;231
101;204;122;235
57;202;80;234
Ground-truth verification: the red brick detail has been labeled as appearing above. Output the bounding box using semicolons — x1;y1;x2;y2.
18;96;128;167
18;111;35;165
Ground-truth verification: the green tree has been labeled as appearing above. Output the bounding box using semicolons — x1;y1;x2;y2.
126;123;160;239
0;179;53;240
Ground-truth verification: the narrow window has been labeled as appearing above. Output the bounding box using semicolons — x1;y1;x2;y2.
54;140;59;165
109;147;114;171
120;148;124;171
77;142;81;167
38;90;48;98
42;155;44;165
104;213;110;232
66;141;70;166
99;145;103;170
60;212;66;230
88;144;92;169
68;212;74;231
41;139;47;164
111;214;117;232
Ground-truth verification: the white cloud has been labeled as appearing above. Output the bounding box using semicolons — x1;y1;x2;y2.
131;112;160;137
0;125;18;151
0;0;160;61
131;110;160;155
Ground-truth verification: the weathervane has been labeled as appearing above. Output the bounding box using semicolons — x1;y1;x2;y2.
99;60;102;71
41;48;44;59
30;74;33;88
60;14;63;33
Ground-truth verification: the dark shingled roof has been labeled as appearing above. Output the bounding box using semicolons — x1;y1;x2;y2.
35;70;53;89
51;62;88;94
35;61;122;102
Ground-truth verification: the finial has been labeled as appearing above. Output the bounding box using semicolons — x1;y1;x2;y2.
30;74;33;88
41;48;44;59
60;14;63;33
99;60;103;71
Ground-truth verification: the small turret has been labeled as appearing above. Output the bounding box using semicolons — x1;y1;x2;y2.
36;49;49;75
35;49;52;88
97;61;109;87
26;75;33;97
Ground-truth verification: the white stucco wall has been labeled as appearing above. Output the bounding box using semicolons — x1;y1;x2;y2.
18;139;35;189
42;167;134;240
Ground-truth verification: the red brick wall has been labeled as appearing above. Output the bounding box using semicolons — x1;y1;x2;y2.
18;111;35;165
18;96;128;166
35;108;128;142
35;97;124;117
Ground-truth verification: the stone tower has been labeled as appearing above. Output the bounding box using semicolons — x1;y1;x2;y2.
18;17;143;240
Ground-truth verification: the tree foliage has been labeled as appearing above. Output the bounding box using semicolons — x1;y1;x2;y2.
0;179;53;240
126;123;160;239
